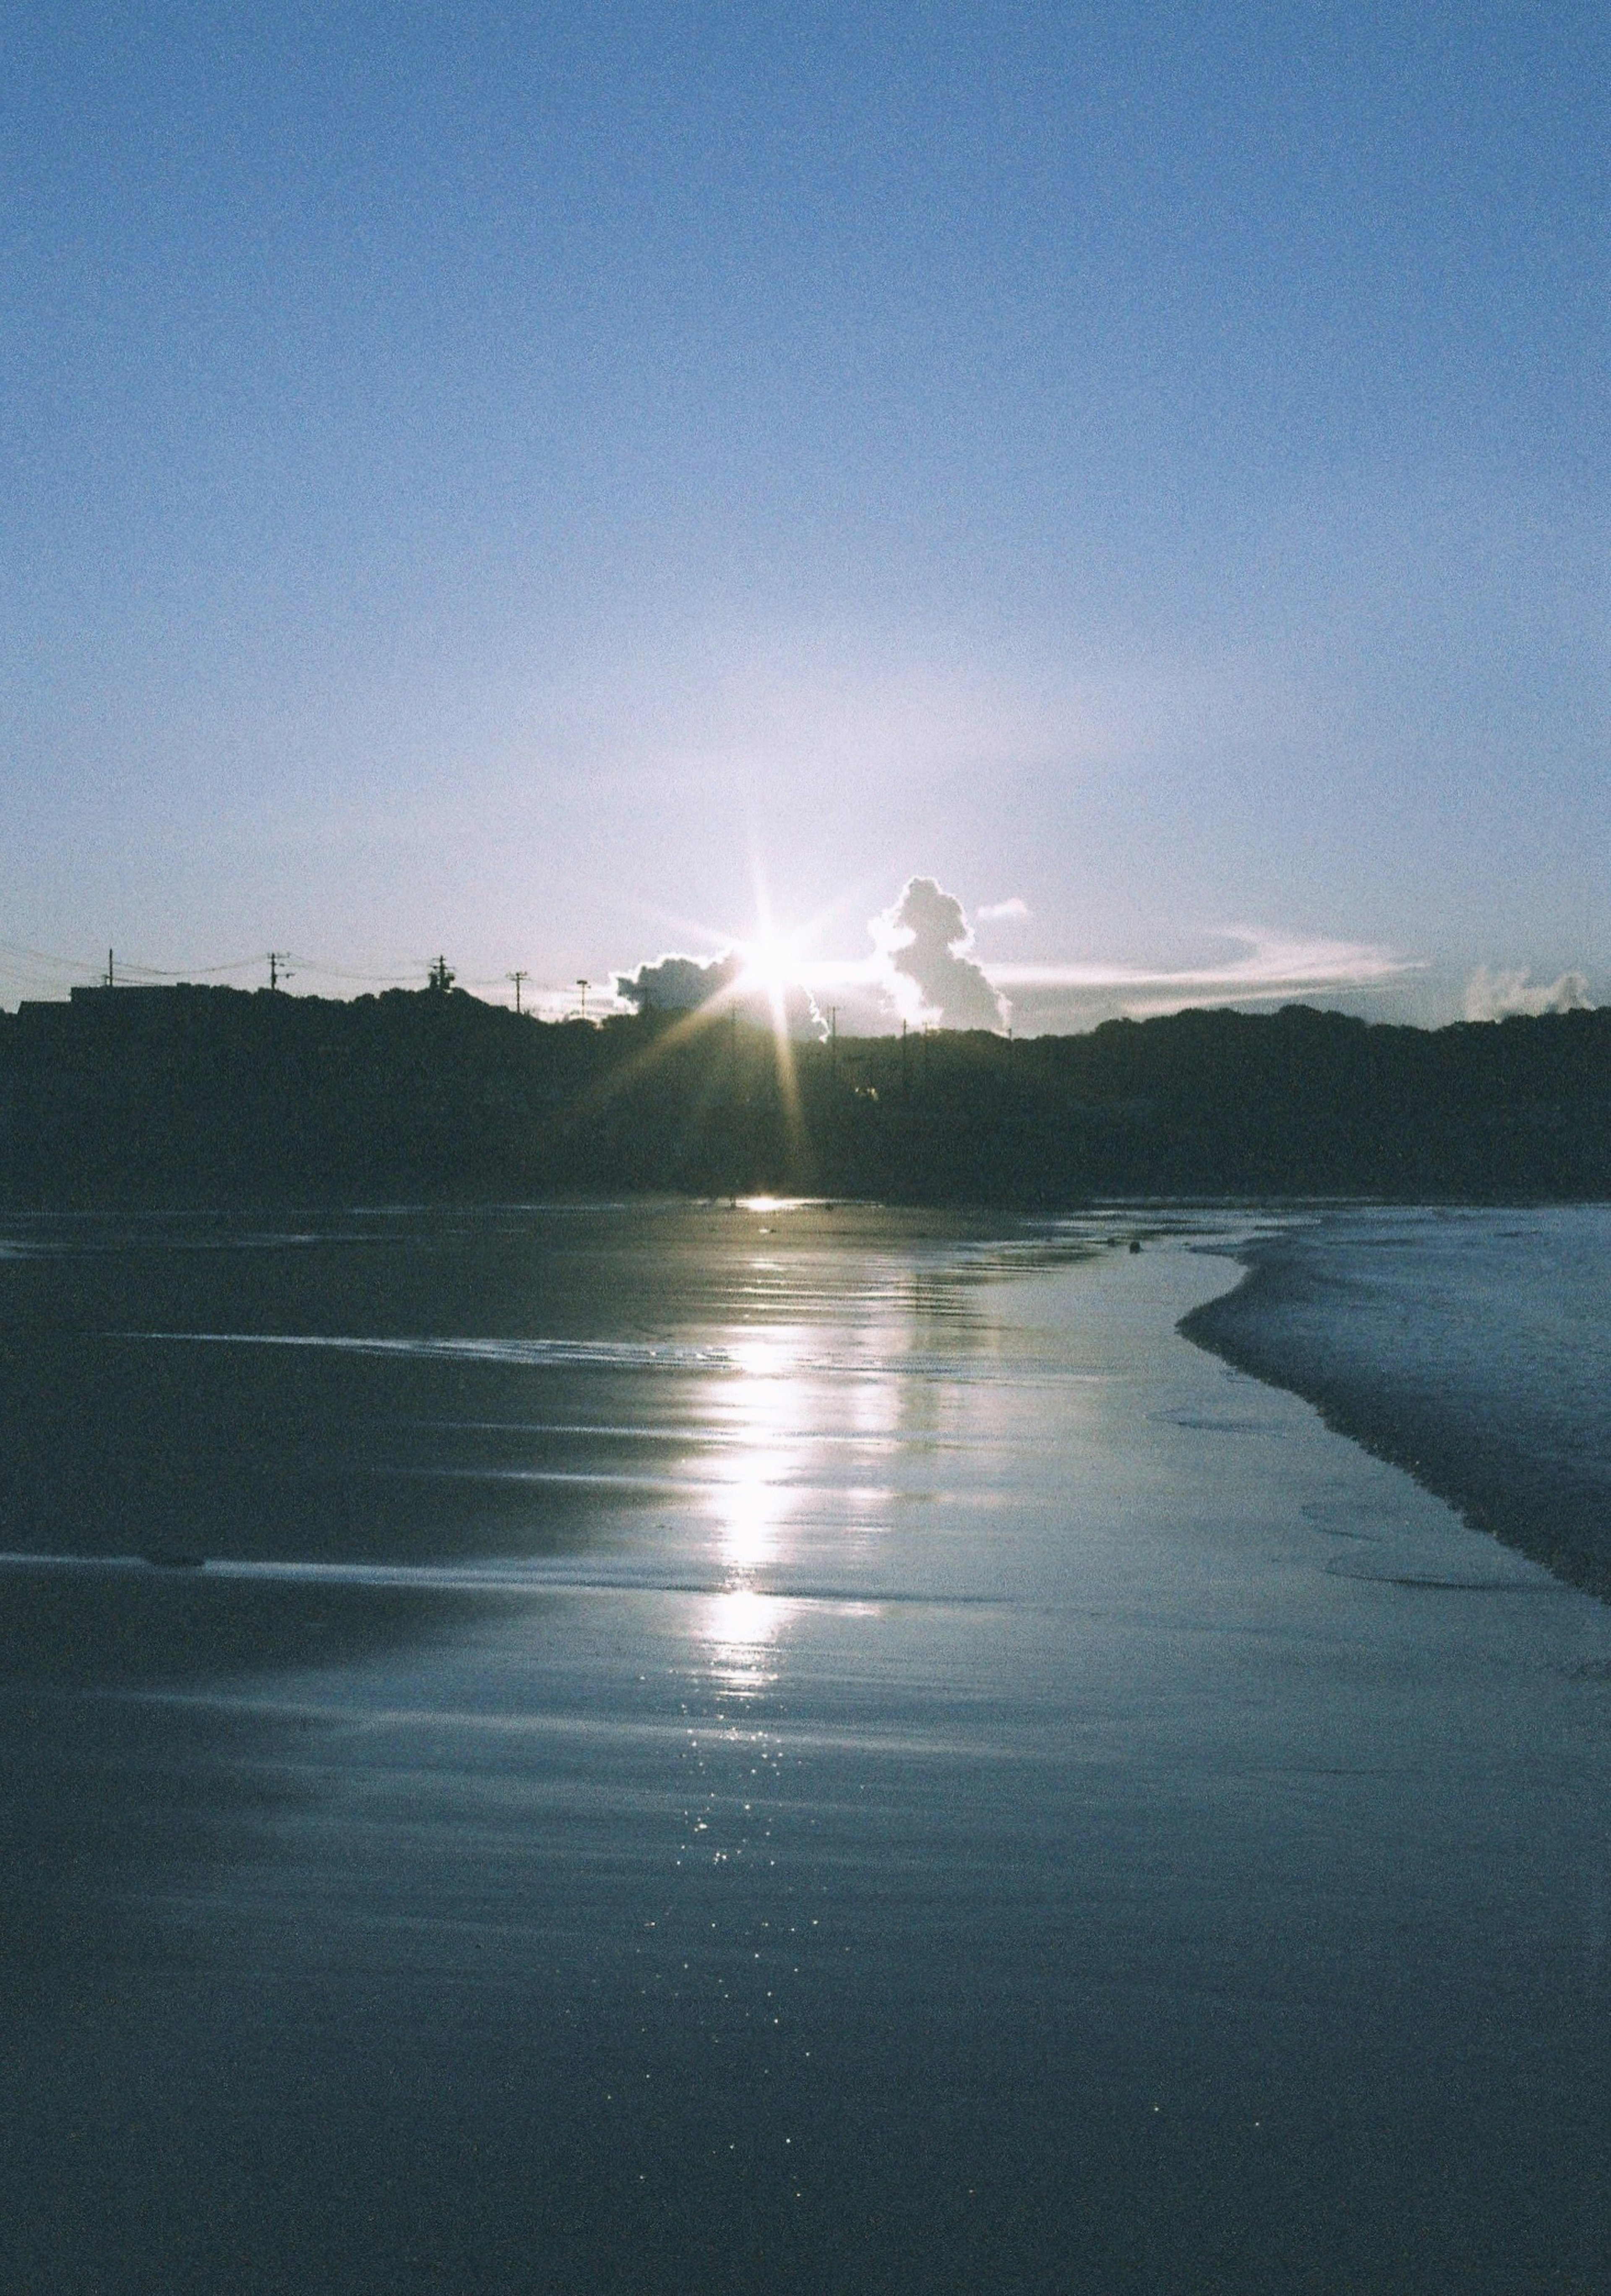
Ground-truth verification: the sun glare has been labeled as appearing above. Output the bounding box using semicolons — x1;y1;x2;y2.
735;927;799;1001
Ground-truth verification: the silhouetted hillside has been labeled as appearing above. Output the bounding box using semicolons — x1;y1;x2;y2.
1;983;1608;1207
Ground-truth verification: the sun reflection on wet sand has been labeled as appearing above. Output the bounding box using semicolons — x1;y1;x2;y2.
691;1236;1026;1696
699;1328;819;1694
701;1584;789;1697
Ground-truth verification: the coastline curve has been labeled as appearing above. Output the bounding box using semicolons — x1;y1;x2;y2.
1180;1207;1611;1607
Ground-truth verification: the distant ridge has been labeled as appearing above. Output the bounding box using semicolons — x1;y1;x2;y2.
2;984;1608;1207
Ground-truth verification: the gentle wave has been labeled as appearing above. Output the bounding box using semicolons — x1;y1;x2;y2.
0;1548;1000;1607
112;1330;1087;1383
116;1332;738;1371
1183;1205;1611;1603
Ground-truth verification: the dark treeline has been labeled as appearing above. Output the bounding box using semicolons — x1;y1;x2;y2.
2;982;1608;1207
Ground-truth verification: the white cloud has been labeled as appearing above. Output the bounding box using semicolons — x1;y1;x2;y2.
984;928;1422;1029
1462;966;1591;1022
868;877;1007;1031
975;897;1030;922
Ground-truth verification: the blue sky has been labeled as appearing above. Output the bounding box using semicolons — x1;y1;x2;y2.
2;1;1605;1025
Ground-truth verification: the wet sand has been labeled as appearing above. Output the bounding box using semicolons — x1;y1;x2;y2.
1;1203;1609;2293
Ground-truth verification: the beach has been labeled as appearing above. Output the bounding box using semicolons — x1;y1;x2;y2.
1;1201;1608;2292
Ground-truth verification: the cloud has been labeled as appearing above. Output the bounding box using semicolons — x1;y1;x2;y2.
617;906;1422;1043
975;897;1030;922
614;947;826;1038
615;951;743;1013
870;878;1009;1031
1462;967;1591;1022
987;929;1421;1026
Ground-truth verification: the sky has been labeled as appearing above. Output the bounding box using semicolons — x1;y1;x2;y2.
1;1;1605;1029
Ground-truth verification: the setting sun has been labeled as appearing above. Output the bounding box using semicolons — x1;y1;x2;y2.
734;928;798;1003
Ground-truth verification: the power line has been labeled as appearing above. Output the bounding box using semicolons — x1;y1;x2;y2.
0;935;627;1012
0;938;100;975
92;952;270;982
283;952;419;984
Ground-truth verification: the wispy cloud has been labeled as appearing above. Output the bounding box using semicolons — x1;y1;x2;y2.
1462;966;1590;1022
975;897;1030;922
987;929;1421;1023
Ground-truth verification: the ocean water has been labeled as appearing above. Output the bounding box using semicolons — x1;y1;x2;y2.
1185;1205;1611;1598
1;1200;1609;2294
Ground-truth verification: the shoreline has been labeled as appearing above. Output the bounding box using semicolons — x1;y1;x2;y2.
3;1183;1609;1217
1181;1207;1611;1607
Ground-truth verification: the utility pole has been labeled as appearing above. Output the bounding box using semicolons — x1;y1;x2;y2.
428;956;455;993
104;949;115;988
268;951;292;991
828;1006;838;1073
576;978;589;1022
508;969;529;1015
